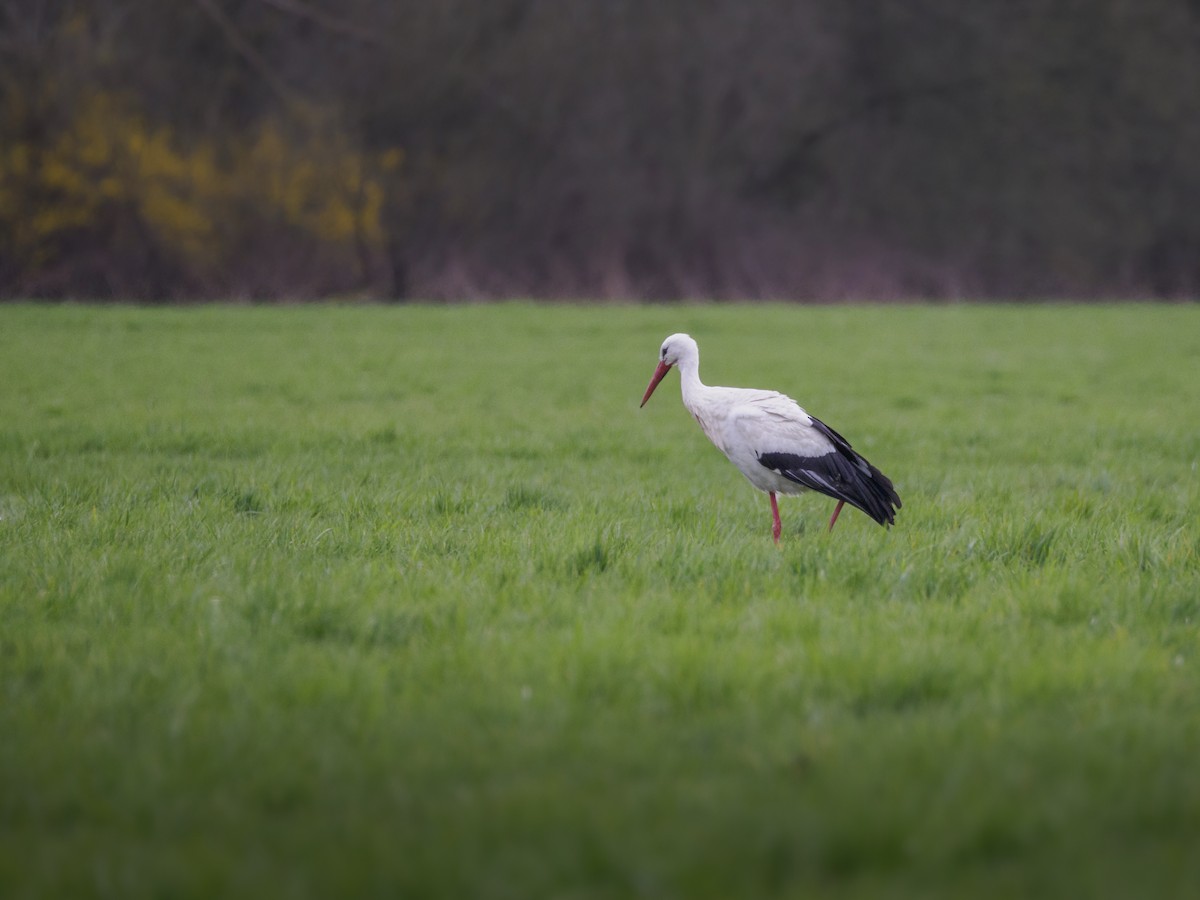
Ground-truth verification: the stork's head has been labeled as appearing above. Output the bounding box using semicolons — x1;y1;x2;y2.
640;333;698;407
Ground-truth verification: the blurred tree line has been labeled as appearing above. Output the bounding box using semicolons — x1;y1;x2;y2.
2;0;1199;301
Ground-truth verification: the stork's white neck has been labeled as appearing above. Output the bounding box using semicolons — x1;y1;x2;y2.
675;351;707;410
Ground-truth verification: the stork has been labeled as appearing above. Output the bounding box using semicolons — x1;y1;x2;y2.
640;333;900;541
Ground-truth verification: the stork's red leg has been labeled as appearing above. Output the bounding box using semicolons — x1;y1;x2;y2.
828;500;845;532
770;492;782;543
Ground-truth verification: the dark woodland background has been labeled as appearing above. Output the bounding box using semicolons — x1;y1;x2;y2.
3;0;1199;302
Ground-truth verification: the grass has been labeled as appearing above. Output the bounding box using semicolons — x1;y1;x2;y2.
1;301;1198;898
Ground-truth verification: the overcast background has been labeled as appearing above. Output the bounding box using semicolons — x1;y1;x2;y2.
3;0;1199;301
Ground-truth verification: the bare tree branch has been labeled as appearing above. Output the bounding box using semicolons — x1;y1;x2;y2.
252;0;387;48
190;0;314;118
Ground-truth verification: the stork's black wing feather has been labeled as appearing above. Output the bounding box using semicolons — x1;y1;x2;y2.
757;416;901;526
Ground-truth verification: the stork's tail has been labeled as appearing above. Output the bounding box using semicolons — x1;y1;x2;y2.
758;415;902;527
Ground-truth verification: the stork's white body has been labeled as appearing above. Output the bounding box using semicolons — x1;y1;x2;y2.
641;333;900;540
680;377;831;498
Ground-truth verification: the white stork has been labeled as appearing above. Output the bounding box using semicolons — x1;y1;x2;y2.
640;333;900;541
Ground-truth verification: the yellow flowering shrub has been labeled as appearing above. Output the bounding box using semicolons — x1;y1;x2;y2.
0;91;403;295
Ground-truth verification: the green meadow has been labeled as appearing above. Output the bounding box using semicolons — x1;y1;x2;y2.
2;302;1198;898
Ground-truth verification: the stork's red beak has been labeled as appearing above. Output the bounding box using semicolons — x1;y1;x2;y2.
640;361;672;407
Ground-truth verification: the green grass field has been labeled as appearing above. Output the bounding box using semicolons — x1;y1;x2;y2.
2;302;1199;898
